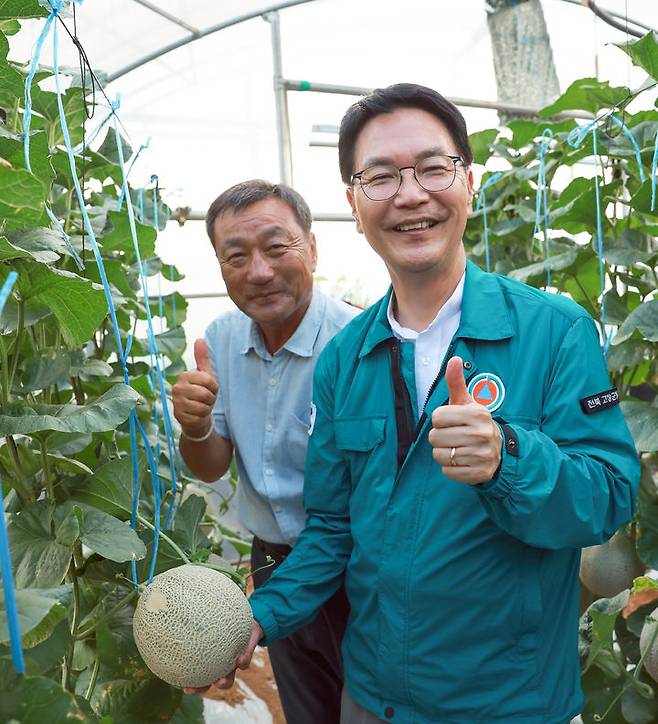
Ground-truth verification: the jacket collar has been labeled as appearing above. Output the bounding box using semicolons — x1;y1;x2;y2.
358;259;513;359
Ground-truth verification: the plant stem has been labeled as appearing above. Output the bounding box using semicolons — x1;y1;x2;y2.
84;655;100;702
137;513;191;564
4;436;32;505
39;438;54;500
8;298;24;394
62;555;81;691
75;589;137;640
0;334;9;404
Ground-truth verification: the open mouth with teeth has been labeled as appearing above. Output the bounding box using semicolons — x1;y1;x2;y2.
394;220;438;232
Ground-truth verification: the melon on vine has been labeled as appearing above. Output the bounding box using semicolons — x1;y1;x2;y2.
132;564;253;688
579;533;644;599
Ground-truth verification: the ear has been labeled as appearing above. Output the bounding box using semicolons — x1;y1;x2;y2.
308;232;318;272
466;167;474;200
346;186;363;234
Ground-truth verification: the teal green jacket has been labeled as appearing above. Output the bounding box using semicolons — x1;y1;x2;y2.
249;261;639;724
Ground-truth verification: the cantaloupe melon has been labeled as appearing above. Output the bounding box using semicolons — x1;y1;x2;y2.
639;606;658;683
132;564;253;688
579;533;644;599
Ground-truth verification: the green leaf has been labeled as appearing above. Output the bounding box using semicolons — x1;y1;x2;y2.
0;165;46;229
507;249;581;283
635;462;658;569
100;210;156;262
132;326;186;359
0;18;20;34
93;677;183;723
169;694;204;724
0;586;70;648
632;577;658;594
172;494;208;555
0;0;48;19
585;590;630;671
616;32;658;81
54;505;81;546
614;300;658;344
630;179;658;218
621;401;658;452
18;351;72;393
79;508;146;563
70;452;147;520
7;262;107;348
539;77;629;117
468;128;498;165
97;127;133;165
0;383;140;435
506;118;576;150
145;292;188;328
607;339;652;370
8;502;71;588
5;227;72;264
0;674;94;723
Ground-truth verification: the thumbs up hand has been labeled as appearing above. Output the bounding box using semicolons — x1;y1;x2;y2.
173;339;219;440
428;356;502;484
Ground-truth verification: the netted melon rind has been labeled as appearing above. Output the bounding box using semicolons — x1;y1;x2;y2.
579;534;644;599
132;564;253;688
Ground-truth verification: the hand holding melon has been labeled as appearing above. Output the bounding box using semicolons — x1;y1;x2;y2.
132;564;260;691
172;339;218;439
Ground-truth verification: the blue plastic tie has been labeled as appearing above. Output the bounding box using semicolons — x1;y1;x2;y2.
608;114;646;183
567;120;611;352
134;416;162;584
23;1;84;270
475;172;502;272
111;112;179;529
651;131;658;211
0;273;24;674
51;16;142;587
533;129;554;288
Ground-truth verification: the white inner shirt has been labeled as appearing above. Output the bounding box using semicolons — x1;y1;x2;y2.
387;272;465;417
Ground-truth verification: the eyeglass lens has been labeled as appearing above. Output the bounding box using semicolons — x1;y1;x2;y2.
359;155;457;201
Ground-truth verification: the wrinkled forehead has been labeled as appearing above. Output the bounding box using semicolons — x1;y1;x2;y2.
353;107;460;170
213;198;304;249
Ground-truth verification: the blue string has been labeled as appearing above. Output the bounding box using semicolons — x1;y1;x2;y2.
134;416;162;583
116;137;151;212
474;172;503;272
23;1;84;270
111;112;179;530
608;114;646;183
50;14;143;588
567;120;611;352
137;188;144;224
533;129;553;288
651;131;658;211
0;273;24;674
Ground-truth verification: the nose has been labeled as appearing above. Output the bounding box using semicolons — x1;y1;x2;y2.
393;167;430;207
246;250;275;284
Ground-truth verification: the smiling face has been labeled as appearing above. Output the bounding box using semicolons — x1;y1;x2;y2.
213;197;317;338
347;107;473;285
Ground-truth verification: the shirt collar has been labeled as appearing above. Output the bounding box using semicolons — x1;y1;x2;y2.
239;289;324;359
359;259;513;358
386;271;464;341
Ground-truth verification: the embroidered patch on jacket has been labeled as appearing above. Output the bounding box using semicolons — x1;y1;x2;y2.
580;387;619;415
468;372;505;413
308;402;317;436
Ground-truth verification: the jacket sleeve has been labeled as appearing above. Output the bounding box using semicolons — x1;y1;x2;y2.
249;346;352;643
476;315;640;550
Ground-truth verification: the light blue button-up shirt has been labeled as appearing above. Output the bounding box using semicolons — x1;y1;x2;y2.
205;289;359;545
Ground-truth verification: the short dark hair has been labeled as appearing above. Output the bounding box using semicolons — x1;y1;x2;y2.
338;83;473;185
205;179;312;248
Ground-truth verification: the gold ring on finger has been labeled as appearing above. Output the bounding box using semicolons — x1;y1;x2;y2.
449;446;458;467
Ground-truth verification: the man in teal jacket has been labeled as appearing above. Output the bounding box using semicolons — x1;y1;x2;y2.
217;84;640;723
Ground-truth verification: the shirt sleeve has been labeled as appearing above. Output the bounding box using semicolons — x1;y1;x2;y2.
249;346;352;642
476;315;640;549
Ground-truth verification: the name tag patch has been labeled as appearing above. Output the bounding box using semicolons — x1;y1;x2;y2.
580;387;619;415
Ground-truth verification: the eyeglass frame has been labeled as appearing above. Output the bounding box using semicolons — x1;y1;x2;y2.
349;154;464;201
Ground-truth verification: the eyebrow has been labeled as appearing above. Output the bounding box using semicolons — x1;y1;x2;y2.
360;146;453;169
220;224;291;250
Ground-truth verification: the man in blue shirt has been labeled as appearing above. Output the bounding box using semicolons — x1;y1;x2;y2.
172;179;358;722
209;85;639;723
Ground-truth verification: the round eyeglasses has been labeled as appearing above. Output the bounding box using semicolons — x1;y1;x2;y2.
350;154;463;201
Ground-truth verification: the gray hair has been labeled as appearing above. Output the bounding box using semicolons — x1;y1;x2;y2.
205;179;312;248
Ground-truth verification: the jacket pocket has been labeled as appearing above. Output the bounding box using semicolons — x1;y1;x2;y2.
335;415;386;451
511;548;543;658
286;411;310;471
